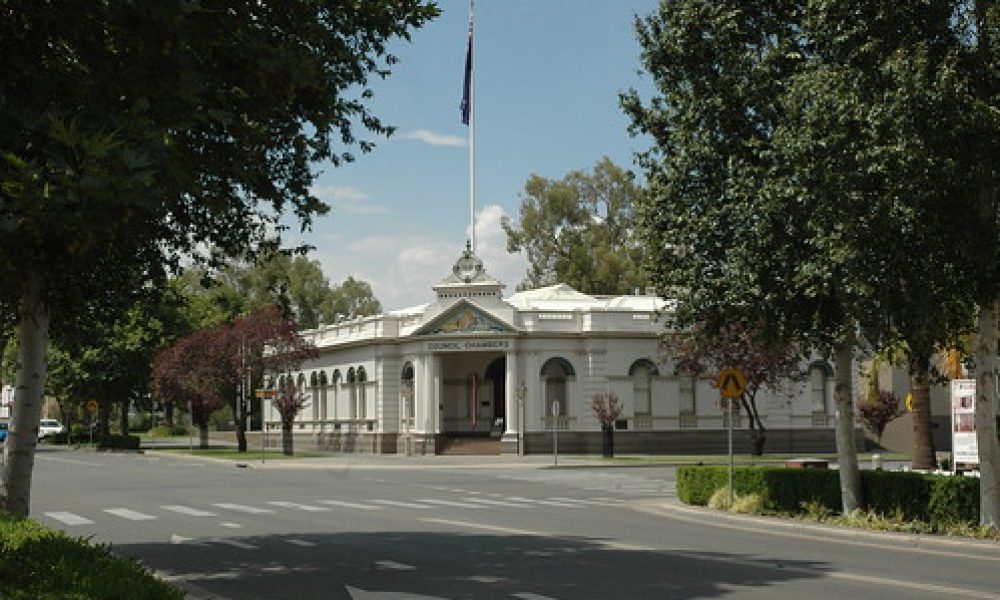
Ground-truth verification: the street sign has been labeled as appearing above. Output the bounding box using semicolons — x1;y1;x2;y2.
255;389;278;399
717;368;747;399
86;400;98;413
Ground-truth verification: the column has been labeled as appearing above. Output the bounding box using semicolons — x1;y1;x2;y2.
501;348;520;455
430;354;442;435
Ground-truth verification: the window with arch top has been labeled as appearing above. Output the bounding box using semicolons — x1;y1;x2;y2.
629;359;658;416
541;357;575;418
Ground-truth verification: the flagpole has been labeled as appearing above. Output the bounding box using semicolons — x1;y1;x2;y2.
468;0;476;253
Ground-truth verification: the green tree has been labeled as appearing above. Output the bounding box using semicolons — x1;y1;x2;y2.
502;158;648;294
0;1;437;516
325;276;383;323
623;0;997;516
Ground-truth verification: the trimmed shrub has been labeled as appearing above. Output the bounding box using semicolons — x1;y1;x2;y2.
0;511;183;599
676;465;980;527
928;475;980;526
148;424;189;437
860;470;932;522
97;434;140;451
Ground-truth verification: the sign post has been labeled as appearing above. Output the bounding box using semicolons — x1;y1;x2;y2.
717;368;747;507
255;389;278;463
86;400;98;446
552;400;561;467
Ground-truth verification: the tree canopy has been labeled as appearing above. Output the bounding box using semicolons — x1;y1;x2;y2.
503;158;648;295
624;0;998;517
0;0;437;516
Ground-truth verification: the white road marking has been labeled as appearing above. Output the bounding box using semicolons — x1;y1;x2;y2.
267;501;329;512
370;499;433;509
287;539;317;547
316;499;383;511
170;533;207;546
505;497;581;508
461;497;529;508
548;497;625;506
511;594;560;600
375;560;416;571
211;538;257;550
219;522;243;529
104;508;157;521
346;585;446;599
44;511;93;526
415;498;482;509
162;505;217;517
214;503;273;514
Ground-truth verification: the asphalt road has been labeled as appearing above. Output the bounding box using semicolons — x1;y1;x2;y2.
29;446;1000;599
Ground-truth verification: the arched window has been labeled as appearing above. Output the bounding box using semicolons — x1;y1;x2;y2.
346;368;357;420
331;369;342;420
630;360;658;416
309;372;319;422
318;371;328;423
809;362;832;414
676;361;697;416
401;362;415;422
357;366;367;420
541;358;575;417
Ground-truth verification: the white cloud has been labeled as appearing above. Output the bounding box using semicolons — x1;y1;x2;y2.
402;129;467;147
311;185;369;202
310;184;389;216
316;205;528;311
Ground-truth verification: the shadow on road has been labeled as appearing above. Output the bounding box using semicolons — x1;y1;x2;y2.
118;529;829;599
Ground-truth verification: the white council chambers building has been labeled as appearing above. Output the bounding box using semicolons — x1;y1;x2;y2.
265;245;848;455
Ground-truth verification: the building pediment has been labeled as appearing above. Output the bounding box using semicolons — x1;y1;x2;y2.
412;300;516;336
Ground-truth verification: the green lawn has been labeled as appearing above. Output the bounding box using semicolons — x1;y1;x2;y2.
582;453;911;466
158;448;327;460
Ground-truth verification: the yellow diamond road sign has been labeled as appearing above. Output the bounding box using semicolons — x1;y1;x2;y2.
717;368;747;399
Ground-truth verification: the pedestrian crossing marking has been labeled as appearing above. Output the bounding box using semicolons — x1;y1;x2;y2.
287;539;317;547
44;512;93;526
211;537;257;550
214;503;274;514
317;499;383;511
415;498;483;509
162;505;217;517
370;499;433;509
267;501;329;512
461;497;529;508
104;508;157;521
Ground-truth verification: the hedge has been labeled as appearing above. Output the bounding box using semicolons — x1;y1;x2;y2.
0;511;183;600
676;465;980;526
97;434;141;451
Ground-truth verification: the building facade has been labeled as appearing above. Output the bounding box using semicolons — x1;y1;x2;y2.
265;246;855;454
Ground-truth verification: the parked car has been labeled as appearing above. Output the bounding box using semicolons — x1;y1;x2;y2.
38;419;65;440
0;421;8;442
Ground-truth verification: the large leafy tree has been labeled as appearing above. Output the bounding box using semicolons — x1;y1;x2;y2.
623;0;997;518
502;158;648;294
0;1;437;516
664;322;805;456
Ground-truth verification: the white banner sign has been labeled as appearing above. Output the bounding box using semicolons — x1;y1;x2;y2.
426;339;511;353
951;379;978;466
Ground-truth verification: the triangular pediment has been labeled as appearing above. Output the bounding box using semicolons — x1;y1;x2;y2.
413;301;515;336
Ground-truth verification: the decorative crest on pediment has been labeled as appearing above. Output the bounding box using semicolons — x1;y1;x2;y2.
415;302;513;336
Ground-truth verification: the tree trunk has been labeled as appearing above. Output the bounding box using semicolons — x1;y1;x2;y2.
602;425;614;458
741;394;767;456
235;396;248;453
164;401;174;428
199;422;210;449
974;297;999;526
972;0;999;529
97;401;111;440
910;370;936;470
282;423;294;456
0;275;50;516
833;334;862;514
120;397;130;437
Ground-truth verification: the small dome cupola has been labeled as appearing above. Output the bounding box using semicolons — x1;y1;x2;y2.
432;241;505;301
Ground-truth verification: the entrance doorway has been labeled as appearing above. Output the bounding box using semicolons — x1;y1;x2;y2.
439;352;505;437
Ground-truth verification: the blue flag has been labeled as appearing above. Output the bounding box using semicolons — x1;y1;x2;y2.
460;19;473;125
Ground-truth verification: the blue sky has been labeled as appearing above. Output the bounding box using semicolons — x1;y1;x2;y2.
301;0;660;311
